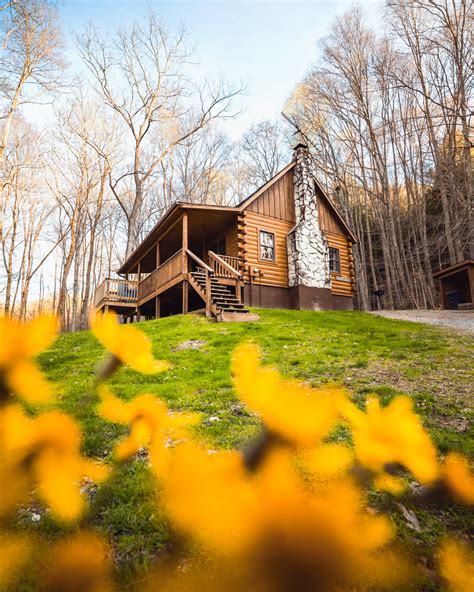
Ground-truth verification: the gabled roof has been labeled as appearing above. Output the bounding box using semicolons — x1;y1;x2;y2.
117;156;357;273
237;159;357;242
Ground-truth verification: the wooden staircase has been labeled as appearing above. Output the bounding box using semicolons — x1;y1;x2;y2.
189;267;259;322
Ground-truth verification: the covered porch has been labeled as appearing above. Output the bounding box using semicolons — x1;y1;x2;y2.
94;204;245;320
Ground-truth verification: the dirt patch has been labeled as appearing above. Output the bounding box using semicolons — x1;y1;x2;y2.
171;340;207;352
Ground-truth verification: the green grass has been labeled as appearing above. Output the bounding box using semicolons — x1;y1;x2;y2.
22;309;474;584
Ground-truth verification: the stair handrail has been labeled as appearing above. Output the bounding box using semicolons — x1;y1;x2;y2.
208;251;242;278
186;249;213;317
208;251;242;303
185;249;214;274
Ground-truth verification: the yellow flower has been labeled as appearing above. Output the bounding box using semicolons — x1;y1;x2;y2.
302;443;353;482
0;534;30;588
99;387;200;460
232;343;345;447
442;453;474;505
44;532;113;592
160;442;256;553
159;443;414;589
0;405;109;520
341;395;438;486
0;315;58;403
90;311;169;374
438;539;474;592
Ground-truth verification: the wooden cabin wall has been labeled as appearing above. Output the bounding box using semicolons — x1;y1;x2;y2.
246;170;296;223
225;225;239;257
316;193;347;236
325;231;355;297
239;169;295;288
239;211;293;287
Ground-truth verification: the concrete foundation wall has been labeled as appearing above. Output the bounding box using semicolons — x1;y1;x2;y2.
243;284;353;311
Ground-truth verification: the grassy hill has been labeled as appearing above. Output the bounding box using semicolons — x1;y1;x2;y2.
27;309;473;583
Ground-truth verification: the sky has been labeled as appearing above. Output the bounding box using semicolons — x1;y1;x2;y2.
55;0;384;139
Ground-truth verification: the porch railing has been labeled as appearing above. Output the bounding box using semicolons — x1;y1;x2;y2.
208;250;242;302
209;253;241;278
138;249;183;303
94;278;138;307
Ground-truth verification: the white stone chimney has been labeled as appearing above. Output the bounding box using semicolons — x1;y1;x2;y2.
287;144;331;289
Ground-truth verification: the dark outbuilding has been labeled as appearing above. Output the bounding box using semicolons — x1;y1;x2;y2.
433;260;474;310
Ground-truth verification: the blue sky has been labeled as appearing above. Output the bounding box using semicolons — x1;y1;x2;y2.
57;0;383;139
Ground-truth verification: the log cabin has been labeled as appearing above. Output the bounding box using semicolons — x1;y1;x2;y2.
93;144;356;322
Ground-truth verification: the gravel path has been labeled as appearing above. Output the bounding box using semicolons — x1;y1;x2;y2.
370;309;474;335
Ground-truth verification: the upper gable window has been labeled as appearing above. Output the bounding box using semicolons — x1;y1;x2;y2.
259;230;275;261
329;247;340;273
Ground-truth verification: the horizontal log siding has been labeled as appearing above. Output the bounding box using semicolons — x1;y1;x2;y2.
325;231;355;297
246;169;295;223
225;225;239;258
239;211;293;287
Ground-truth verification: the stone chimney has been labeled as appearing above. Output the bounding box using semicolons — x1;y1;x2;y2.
287;144;331;289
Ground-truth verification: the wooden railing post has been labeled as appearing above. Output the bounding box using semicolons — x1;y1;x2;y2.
205;269;212;317
235;277;241;303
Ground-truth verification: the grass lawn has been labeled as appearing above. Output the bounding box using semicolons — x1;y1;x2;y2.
21;309;474;585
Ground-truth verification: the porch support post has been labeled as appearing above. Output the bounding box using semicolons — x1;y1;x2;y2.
155;296;161;319
182;281;188;314
156;242;160;268
182;212;188;275
235;277;241;303
137;260;141;282
205;269;212;317
468;266;474;303
136;306;141;323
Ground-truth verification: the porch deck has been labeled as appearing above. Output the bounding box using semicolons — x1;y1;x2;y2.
94;251;245;319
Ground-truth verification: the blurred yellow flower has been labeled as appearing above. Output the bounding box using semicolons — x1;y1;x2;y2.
99;387;200;460
341;395;438;486
160;442;412;589
44;532;113;592
0;406;109;520
442;453;474;505
159;442;257;553
438;539;474;592
0;534;30;588
302;443;353;482
0;314;58;403
232;343;345;447
90;311;169;374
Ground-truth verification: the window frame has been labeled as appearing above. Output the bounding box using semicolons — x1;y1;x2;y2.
258;229;276;263
329;247;341;273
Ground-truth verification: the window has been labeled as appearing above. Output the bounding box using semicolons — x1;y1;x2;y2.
329;248;340;273
259;230;275;261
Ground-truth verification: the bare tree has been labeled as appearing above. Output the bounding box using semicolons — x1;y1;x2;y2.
284;1;472;310
76;12;243;258
241;119;289;185
0;0;64;159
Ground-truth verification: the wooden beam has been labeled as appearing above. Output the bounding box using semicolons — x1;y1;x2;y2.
182;280;189;314
182;212;189;274
205;270;212;318
155;296;161;319
468;267;474;303
156;242;160;268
